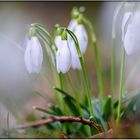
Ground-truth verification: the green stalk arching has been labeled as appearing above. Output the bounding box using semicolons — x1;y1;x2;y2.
31;23;52;40
117;48;126;123
31;28;56;89
32;24;56;56
32;24;57;78
36;28;59;85
83;16;104;112
66;29;94;118
32;24;66;112
111;2;124;119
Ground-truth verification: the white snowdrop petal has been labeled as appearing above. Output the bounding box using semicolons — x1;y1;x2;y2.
60;41;71;73
68;19;78;31
69;39;81;69
75;25;88;54
24;40;32;73
124;23;140;55
68;20;88;56
58;40;71;73
71;50;81;69
132;12;140;26
122;12;132;41
124;25;134;55
24;36;43;73
124;11;140;55
54;36;62;49
30;37;43;73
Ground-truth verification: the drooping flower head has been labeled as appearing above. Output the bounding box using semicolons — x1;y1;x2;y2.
55;29;71;74
24;27;43;73
67;7;88;69
122;4;140;55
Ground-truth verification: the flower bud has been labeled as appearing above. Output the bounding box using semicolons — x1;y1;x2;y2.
67;17;88;70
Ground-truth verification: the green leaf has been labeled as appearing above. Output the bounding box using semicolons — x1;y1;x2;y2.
103;96;112;120
64;96;80;116
33;106;54;115
54;87;76;101
54;87;89;116
54;87;80;116
48;103;63;116
92;99;107;132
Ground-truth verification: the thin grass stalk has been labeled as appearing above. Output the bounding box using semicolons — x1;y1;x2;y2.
117;48;125;123
66;29;94;118
111;2;124;119
58;73;66;112
83;16;104;112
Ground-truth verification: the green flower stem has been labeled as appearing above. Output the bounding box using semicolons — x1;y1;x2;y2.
58;73;67;133
76;70;83;98
74;69;86;103
58;73;66;112
76;70;86;102
83;16;104;111
67;73;84;117
117;48;125;123
111;37;115;119
67;29;94;118
80;57;94;118
111;2;124;119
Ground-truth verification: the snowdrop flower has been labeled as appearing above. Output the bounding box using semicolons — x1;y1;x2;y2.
24;36;43;73
74;24;88;54
123;11;140;55
67;19;88;69
68;36;81;69
56;32;71;73
68;19;88;54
